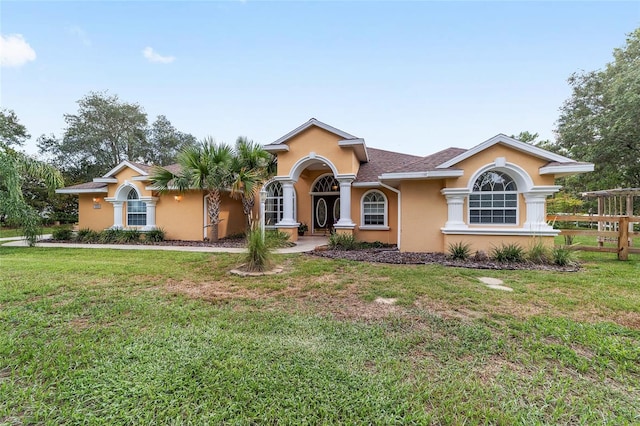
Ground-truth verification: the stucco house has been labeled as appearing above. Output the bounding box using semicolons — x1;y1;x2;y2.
57;118;593;253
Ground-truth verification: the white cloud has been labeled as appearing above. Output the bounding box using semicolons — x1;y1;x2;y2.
67;26;91;46
142;46;175;64
0;34;36;67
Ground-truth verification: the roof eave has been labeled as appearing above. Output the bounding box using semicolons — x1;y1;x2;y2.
539;163;595;176
436;134;576;169
263;144;289;153
338;138;369;162
55;188;108;194
379;169;464;181
103;160;149;178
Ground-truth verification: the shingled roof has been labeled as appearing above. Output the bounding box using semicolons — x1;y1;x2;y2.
354;148;423;183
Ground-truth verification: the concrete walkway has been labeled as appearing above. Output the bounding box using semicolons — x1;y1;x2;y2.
1;235;328;254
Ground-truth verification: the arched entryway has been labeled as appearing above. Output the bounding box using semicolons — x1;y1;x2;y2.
310;174;340;234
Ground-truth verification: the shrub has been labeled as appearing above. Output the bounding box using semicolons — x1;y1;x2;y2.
52;226;73;241
328;233;359;250
265;230;290;248
527;239;549;264
145;228;166;243
490;243;525;262
245;226;272;272
75;228;100;243
99;229;123;244
120;229;141;243
552;246;576;266
448;241;472;261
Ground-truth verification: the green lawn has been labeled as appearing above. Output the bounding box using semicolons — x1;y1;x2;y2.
0;226;57;238
1;247;638;424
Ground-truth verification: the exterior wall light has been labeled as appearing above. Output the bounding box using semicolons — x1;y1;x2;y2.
174;195;183;202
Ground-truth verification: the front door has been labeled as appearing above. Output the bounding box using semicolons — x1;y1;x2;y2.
313;195;339;234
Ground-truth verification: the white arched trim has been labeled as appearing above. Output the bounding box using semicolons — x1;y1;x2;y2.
260;179;297;229
310;173;340;194
360;189;389;230
466;161;534;193
113;181;141;201
288;153;339;182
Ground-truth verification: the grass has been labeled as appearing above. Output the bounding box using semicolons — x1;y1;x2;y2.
0;226;57;239
1;246;639;424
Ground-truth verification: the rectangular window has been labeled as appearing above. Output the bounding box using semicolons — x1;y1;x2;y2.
469;194;517;224
127;200;147;226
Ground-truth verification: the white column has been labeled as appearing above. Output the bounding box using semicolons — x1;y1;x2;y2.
142;200;157;231
334;177;355;229
111;201;124;229
523;188;558;232
441;189;469;230
277;180;298;226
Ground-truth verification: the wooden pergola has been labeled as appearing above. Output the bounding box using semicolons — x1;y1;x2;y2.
581;187;640;237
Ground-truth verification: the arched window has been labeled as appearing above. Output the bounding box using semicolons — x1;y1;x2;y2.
127;188;147;226
264;181;296;228
312;175;339;193
469;171;517;224
361;190;387;226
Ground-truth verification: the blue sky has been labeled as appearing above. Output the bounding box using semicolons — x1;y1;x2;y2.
2;1;639;158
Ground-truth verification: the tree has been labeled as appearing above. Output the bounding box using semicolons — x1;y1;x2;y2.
230;136;274;228
145;115;197;166
0;108;29;147
555;28;640;191
150;138;234;242
0;111;64;245
38;92;198;181
61;91;148;170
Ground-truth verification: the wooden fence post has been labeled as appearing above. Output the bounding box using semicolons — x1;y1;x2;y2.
618;216;629;261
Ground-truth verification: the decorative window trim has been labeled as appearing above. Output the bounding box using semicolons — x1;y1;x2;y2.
360;189;388;228
310;173;340;195
468;170;519;226
263;180;296;229
126;187;147;227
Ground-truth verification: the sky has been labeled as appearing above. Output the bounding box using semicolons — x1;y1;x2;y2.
1;1;639;158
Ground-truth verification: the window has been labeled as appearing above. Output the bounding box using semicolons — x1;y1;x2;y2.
264;181;296;228
362;190;387;226
469;171;517;224
127;188;147;226
312;175;339;193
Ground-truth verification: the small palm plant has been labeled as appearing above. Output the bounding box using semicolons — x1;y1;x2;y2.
245;221;272;272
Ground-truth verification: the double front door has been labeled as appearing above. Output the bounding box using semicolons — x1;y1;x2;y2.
313;195;340;234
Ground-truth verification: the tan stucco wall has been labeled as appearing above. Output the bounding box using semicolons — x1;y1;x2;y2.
449;144;556;188
78;195;112;231
352;186;398;245
107;168;153;198
443;234;554;255
276;127;360;177
399;180;448;252
156;191;204;241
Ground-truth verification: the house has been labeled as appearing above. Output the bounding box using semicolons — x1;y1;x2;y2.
56;118;593;253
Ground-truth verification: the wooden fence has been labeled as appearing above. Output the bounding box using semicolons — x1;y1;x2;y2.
546;214;640;260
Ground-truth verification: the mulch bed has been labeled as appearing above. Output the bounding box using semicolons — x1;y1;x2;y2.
309;248;581;271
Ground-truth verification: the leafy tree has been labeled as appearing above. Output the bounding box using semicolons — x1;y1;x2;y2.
0;110;64;245
230;136;274;229
60;91;148;170
145;115;197;166
0;108;30;147
555;28;640;190
150;138;234;242
38;92;197;181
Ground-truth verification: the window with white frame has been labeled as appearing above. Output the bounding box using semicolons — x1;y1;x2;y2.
264;181;296;228
362;190;387;226
126;188;147;226
469;171;517;224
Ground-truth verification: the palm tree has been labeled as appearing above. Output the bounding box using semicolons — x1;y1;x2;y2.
150;137;233;242
230;137;274;228
0;144;64;246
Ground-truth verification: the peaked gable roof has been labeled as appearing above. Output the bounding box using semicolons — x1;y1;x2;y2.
103;160;152;178
265;118;369;162
436;134;576;169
